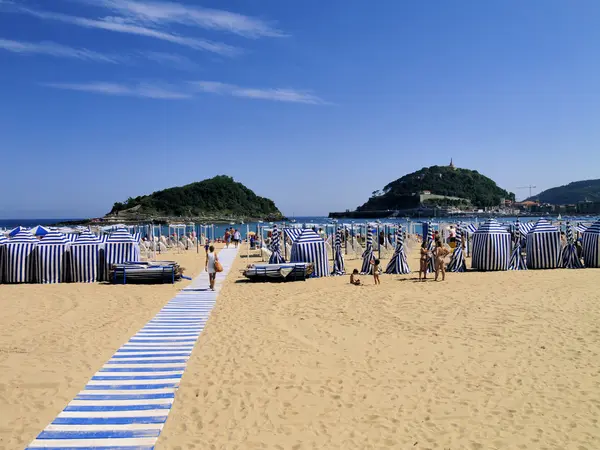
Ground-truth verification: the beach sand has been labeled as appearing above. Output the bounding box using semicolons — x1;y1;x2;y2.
2;243;600;449
158;246;600;449
0;246;212;449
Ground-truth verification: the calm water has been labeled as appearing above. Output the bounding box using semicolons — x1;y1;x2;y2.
2;215;597;240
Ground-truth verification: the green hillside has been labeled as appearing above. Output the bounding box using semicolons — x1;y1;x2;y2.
108;175;283;219
358;166;514;211
528;179;600;204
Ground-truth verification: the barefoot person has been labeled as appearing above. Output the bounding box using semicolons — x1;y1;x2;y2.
419;241;429;281
371;258;381;285
434;240;450;282
350;269;361;286
205;245;219;291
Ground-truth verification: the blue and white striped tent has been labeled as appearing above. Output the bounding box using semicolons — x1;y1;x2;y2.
560;221;583;269
105;228;141;275
283;228;303;243
464;223;478;235
332;228;345;275
269;224;285;264
66;233;79;242
290;229;329;278
526;219;560;270
30;225;50;237
519;221;534;236
508;219;527;270
424;222;435;273
8;226;25;237
386;226;410;274
360;228;374;274
71;231;102;283
576;223;588;234
36;231;70;283
0;234;7;283
447;227;467;272
471;219;511;271
4;231;38;283
582;221;600;268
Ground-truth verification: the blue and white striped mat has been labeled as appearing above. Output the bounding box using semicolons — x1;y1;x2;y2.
27;247;238;449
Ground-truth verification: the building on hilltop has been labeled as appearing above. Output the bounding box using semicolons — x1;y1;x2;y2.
449;158;455;169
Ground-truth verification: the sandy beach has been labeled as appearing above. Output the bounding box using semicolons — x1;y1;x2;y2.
2;245;600;449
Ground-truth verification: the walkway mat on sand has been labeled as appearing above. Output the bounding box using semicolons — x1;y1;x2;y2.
27;247;238;449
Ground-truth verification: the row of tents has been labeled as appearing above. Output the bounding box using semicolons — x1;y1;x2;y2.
0;228;140;284
451;218;600;271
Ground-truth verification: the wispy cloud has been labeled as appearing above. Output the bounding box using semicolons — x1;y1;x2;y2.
190;81;327;105
43;81;192;99
0;38;120;63
10;6;238;56
96;0;286;38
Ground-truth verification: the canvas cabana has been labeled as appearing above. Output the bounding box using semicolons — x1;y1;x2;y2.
582;221;600;268
471;219;511;271
36;231;70;283
4;231;38;283
290;229;329;278
70;231;102;283
385;226;410;274
526;219;560;270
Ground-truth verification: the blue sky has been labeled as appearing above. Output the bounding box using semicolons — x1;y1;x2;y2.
2;0;600;218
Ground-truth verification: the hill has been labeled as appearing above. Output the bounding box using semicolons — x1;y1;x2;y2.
107;175;283;220
527;179;600;205
357;165;514;211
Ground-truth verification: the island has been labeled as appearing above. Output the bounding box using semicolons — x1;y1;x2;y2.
329;161;515;219
99;175;284;224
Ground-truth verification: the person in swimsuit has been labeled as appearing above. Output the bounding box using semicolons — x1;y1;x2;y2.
205;245;219;291
350;269;361;286
419;241;429;281
371;258;381;285
434;240;450;281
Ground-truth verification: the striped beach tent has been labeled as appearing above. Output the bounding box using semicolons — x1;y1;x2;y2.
471;219;511;271
447;227;467;272
30;225;50;237
332;228;345;275
268;224;285;264
8;226;25;237
386;226;410;274
424;222;435;273
36;231;70;283
576;223;589;234
464;223;478;235
560;221;583;269
519;221;534;236
105;229;140;274
290;229;329;277
284;228;303;243
0;234;7;283
4;231;38;283
508;219;527;270
360;228;374;274
70;231;102;283
582;221;600;268
526;219;560;270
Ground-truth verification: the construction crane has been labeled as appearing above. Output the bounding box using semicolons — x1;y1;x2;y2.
516;185;537;198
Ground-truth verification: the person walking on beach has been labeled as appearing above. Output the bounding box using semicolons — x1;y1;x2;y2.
205;245;218;291
434;240;449;281
224;230;230;248
234;229;241;248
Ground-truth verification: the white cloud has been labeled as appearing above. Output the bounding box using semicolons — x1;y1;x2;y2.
0;38;119;63
43;81;191;99
95;0;285;38
190;81;327;105
13;6;238;55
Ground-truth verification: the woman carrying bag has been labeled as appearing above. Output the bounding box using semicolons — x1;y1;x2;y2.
205;245;223;291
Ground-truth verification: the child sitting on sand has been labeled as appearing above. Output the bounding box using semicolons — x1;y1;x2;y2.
350;269;361;286
371;258;381;285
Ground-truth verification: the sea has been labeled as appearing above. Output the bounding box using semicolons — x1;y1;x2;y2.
1;215;598;239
